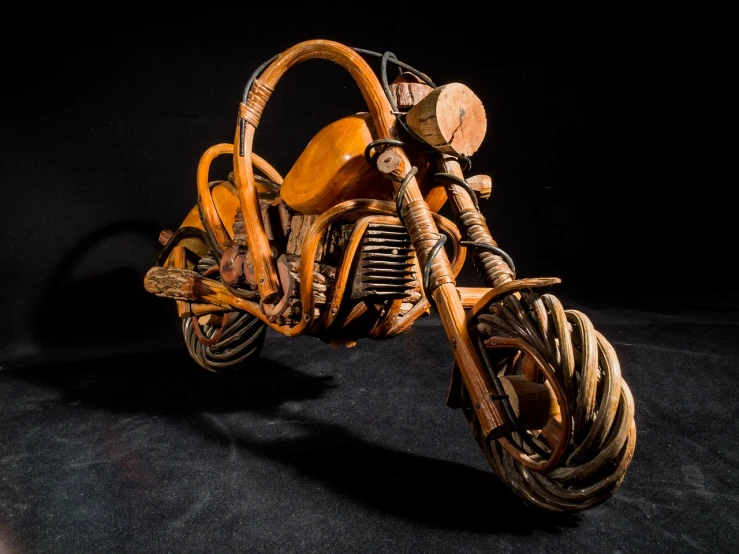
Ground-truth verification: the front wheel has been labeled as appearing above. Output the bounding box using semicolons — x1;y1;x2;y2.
459;289;636;512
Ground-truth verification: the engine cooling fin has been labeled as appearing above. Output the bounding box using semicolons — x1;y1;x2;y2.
351;223;418;300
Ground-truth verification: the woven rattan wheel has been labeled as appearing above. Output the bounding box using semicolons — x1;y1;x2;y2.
181;256;267;373
460;290;637;512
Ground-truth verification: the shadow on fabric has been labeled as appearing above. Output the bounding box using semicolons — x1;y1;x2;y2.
30;219;174;355
4;348;579;534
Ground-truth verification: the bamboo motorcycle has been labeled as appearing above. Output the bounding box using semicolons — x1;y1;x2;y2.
144;40;636;512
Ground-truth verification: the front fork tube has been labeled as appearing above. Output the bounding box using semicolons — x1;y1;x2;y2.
435;155;514;289
394;154;510;440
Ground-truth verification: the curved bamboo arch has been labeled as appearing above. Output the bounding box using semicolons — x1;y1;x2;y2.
197;143;284;247
233;39;427;304
255;40;397;135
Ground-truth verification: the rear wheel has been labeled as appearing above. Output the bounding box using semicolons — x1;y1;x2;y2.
180;255;267;374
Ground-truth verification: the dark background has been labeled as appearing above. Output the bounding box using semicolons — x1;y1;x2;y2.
0;7;728;365
2;7;736;554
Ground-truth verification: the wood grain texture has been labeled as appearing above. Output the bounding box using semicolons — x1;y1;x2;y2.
471;292;635;510
405;84;487;156
390;81;433;110
467;174;493;200
197;313;223;327
375;148;403;176
158;229;173;246
456;287;491;308
484;335;572;473
162;41;509;442
322;210;464;332
380;212;467;339
198;144;237;246
234;40;452;314
191;303;231;316
148;200;432;337
435;155;514;288
172;245;192;319
255;40;398;139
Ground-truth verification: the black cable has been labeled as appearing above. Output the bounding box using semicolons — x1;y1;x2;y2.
459;241;516;278
364;138;407;166
422;234;447;291
434;173;480;211
239;47;434;158
351;47;436;88
392;165;446;292
395;166;418;214
241;55;279;104
239;54;280;156
376;50;439;154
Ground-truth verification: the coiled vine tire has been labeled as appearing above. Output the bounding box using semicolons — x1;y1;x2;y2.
182;312;267;374
459;289;637;512
180;255;267;374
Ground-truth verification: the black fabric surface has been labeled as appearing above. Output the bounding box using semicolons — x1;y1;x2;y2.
2;305;737;553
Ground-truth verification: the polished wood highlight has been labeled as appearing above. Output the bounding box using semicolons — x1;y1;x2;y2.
457;287;490;308
281;115;394;214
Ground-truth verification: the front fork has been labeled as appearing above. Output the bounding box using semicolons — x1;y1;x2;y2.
387;151;514;440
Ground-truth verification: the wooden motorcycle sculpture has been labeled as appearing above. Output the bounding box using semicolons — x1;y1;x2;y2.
143;40;636;512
